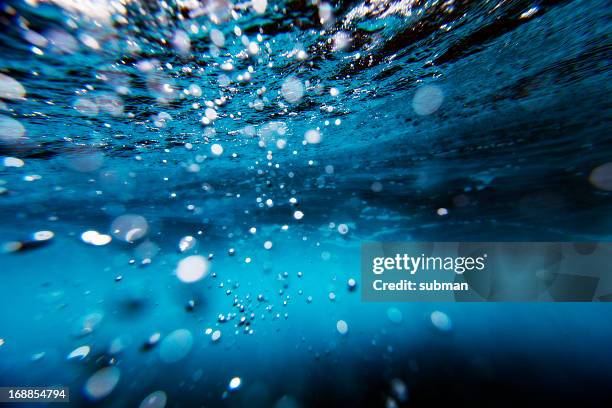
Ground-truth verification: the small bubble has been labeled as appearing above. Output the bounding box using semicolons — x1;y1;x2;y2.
430;311;452;331
139;391;167;408
336;320;348;335
228;376;242;391
159;329;193;363
67;345;90;360
176;255;210;283
84;367;120;401
211;144;224;156
212;330;221;342
281;77;304;104
412;85;444;116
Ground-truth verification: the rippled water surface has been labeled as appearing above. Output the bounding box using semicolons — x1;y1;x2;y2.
1;0;611;406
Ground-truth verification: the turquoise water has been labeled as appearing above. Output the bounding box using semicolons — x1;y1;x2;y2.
1;0;611;406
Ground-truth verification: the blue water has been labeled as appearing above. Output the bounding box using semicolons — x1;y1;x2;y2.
1;0;611;406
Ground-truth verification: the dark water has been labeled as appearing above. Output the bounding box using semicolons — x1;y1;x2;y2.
1;0;611;406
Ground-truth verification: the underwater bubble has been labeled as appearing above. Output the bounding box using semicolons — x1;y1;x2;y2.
211;143;224;156
318;2;334;26
159;329;193;363
179;236;197;252
3;157;24;167
589;163;612;191
281;77;304;104
430;311;452;331
371;181;383;192
111;214;148;243
46;29;78;54
252;0;267;14
84;367;120;401
293;210;304;220
387;307;403;324
176;255;210;283
304;129;321;144
0;115;25;142
67;345;90;360
210;29;225;47
248;41;260;55
139;390;167;408
412;85;444;116
135;240;160;263
172;30;191;54
81;230;112;246
146;333;161;348
336;320;348;335
337;224;349;235
347;278;357;291
390;378;408;402
74;312;103;337
0;73;26;100
205;108;218;121
264;241;273;249
330;87;339;97
74;98;99;116
274;396;301;408
95;93;124;116
437;208;448;216
64;149;104;172
33;230;54;241
332;31;351;52
228;377;242;391
212;330;221;342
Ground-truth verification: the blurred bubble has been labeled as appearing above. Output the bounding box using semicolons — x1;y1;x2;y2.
111;214;148;243
412;85;444;115
387;307;403;324
304;129;321;144
74;312;104;337
204;0;233;23
589;163;612;191
45;29;78;54
210;29;225;48
228;376;242;391
139;391;167;408
95;93;124;116
179;236;197;253
134;240;160;263
318;2;335;27
336;320;348;335
0;115;25;142
33;230;54;241
252;0;267;14
332;31;351;52
84;367;120;400
81;230;112;246
64;149;104;172
67;345;90;360
3;157;24;167
0;73;26;100
74;98;99;116
176;255;210;283
281;77;304;104
159;329;193;363
211;143;223;156
390;378;408;402
430;310;452;331
172;30;191;54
